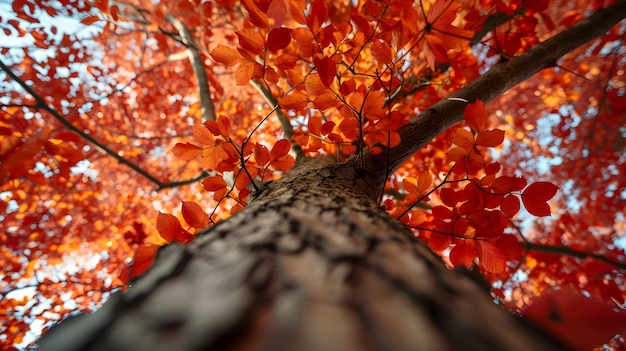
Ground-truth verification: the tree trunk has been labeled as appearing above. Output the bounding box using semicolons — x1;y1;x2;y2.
38;160;564;351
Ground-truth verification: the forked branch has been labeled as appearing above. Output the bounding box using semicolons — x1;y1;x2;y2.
363;0;626;184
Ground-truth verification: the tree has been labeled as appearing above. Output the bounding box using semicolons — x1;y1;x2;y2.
1;0;625;349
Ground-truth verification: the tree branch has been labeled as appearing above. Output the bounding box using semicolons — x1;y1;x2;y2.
363;0;626;184
250;80;305;159
0;59;208;190
165;15;216;121
521;241;626;271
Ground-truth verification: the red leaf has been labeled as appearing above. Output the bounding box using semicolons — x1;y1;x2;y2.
440;188;458;207
270;139;291;158
478;241;506;273
171;142;202;161
523;290;626;350
307;0;328;33
267;28;292;51
254;143;271;167
521;182;559;216
80;15;100;25
464;99;487;131
270;140;295;171
118;244;159;283
500;194;520;217
450;240;477;269
476;129;505;147
181;201;208;229
313;55;336;87
156;212;184;243
371;39;392;65
202;176;228;200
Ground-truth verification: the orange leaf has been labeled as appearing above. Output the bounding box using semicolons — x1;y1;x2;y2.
216;115;232;138
118;244;159;283
202;176;228;199
521;182;559;216
80;15;100;25
210;44;241;66
181;201;208;229
192;124;216;145
464;99;487;131
279;91;309;110
156;212;184;243
240;0;268;28
451;128;475;150
476;129;505;147
362;90;386;120
237;28;265;55
305;74;329;96
236;60;263;85
267;0;287;28
270;154;296;171
523;290;626;350
308;116;322;136
270;140;295;171
171;142;202;161
306;0;328;33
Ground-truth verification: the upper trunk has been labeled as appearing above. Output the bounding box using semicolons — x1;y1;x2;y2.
37;161;564;351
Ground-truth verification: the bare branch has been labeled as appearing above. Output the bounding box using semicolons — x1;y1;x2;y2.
363;0;626;186
521;241;626;271
0;59;208;190
165;15;216;121
250;80;305;159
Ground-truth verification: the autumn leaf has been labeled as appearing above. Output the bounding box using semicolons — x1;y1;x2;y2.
156;212;192;244
270;139;295;171
279;90;309;110
476;129;505;147
422;0;474;70
521;182;559;216
210;44;241;66
464;100;487;131
500;194;520;217
478;241;506;273
118;244;159;283
192;124;216;145
450;240;477;269
171;142;202;161
181;201;209;229
254;142;271;167
267;28;292;51
202;176;228;200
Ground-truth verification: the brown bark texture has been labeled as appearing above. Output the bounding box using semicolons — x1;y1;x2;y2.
37;161;564;351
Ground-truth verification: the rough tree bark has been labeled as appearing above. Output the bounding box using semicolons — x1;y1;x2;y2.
37;2;626;350
38;159;564;351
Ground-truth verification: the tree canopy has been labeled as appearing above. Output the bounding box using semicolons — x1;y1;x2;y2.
1;0;625;349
